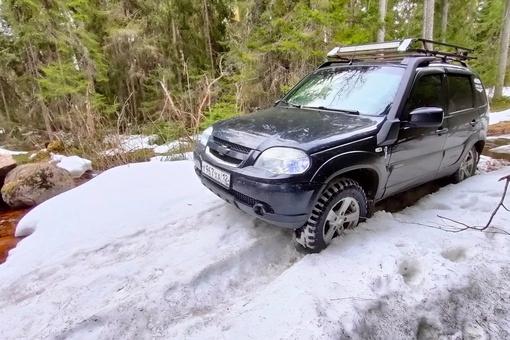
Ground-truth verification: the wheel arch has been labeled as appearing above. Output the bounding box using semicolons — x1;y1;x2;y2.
311;151;385;201
474;139;485;158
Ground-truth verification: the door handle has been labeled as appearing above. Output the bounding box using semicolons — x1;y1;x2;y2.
436;127;448;135
471;119;479;127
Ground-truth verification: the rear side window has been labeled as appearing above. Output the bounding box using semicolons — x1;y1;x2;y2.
448;75;474;112
473;76;488;107
404;74;443;117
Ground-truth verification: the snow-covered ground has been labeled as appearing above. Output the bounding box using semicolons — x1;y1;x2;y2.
102;134;193;156
489;108;510;125
1;158;510;339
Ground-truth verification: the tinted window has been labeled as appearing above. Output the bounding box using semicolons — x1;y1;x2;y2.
473;76;488;107
404;74;443;118
448;75;474;112
283;66;405;116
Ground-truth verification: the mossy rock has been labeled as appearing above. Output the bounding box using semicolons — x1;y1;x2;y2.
1;163;75;208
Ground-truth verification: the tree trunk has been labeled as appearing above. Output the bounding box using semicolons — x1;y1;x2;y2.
202;0;215;72
440;0;449;42
423;0;435;48
377;0;387;42
495;0;510;98
0;85;10;122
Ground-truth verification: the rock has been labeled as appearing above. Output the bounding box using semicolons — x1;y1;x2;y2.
1;163;75;209
0;155;16;182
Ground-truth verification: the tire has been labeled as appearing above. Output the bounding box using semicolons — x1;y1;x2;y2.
452;146;478;184
294;178;367;254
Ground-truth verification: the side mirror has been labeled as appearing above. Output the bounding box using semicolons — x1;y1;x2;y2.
407;107;444;128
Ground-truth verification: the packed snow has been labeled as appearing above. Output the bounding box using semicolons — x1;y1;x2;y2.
1;158;510;339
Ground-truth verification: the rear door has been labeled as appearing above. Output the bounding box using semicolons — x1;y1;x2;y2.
385;68;448;195
440;69;480;171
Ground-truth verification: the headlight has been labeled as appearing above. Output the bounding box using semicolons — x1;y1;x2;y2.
254;147;310;174
199;126;213;146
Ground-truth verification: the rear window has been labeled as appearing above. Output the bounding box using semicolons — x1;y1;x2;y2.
448;75;474;112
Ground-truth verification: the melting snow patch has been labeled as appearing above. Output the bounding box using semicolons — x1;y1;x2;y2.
55;155;92;178
478;155;510;173
0;148;27;156
101;134;159;155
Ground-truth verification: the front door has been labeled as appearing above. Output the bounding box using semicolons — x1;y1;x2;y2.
385;69;448;196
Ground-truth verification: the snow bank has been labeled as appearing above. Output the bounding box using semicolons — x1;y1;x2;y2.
1;161;510;339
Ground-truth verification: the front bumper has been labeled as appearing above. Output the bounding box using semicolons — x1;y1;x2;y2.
193;152;319;229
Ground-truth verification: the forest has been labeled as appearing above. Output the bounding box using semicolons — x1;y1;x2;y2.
0;0;509;163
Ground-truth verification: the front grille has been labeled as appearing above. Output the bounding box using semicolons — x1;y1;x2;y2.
209;148;243;165
233;191;274;213
213;137;252;154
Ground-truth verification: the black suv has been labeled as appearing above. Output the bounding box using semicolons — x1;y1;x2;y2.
193;38;489;253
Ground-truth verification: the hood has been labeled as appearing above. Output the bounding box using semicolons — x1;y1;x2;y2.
212;107;383;153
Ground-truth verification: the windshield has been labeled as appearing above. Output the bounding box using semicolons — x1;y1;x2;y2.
283;66;405;116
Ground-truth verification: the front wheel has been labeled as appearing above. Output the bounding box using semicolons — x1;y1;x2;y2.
452;146;478;184
294;178;367;254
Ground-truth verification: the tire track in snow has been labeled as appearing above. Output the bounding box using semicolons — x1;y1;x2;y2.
45;205;302;339
163;229;299;322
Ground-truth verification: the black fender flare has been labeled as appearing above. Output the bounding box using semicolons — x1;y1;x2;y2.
310;150;387;203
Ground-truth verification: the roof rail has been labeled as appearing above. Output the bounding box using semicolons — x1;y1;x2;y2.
326;38;475;66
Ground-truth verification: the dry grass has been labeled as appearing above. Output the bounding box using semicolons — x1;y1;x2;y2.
488;121;510;136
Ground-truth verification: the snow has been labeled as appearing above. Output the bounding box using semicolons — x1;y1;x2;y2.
153;140;183;154
1;159;510;339
486;86;510;98
150;152;193;162
55;155;92;178
0;148;27;156
101;134;159;155
489;144;510;154
478;155;510;172
489;109;510;125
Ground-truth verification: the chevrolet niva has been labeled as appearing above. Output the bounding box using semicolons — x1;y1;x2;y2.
193;38;489;253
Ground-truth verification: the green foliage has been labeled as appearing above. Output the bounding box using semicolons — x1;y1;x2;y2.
490;96;510;112
201;102;240;129
141;120;186;145
0;0;509;149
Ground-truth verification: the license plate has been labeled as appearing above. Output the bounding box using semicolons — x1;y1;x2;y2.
202;161;231;188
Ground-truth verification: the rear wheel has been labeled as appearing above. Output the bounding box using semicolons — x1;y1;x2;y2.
294;178;367;254
452;146;478;183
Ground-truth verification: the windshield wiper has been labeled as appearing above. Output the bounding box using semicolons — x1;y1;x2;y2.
277;100;302;109
302;106;360;115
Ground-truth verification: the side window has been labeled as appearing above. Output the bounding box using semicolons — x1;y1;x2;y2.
473;76;488;107
448;75;474;112
404;74;443;119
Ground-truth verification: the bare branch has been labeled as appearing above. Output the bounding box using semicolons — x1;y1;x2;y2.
400;174;510;236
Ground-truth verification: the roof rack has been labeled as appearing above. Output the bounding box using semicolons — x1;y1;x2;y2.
326;38;475;66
